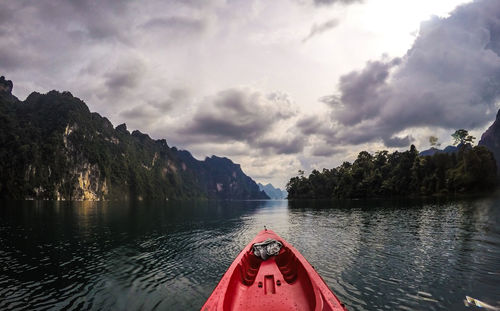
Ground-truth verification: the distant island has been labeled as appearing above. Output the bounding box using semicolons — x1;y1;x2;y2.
287;125;500;199
0;76;269;201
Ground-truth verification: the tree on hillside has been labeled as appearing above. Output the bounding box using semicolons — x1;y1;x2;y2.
286;144;497;200
452;129;475;146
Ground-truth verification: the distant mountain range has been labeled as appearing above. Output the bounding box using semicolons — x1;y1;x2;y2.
0;76;269;201
258;183;287;200
419;145;458;156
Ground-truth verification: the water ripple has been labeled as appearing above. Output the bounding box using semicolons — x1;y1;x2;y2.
0;198;499;310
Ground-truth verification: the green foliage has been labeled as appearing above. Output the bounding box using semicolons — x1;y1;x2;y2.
287;144;497;199
0;89;268;200
452;129;475;146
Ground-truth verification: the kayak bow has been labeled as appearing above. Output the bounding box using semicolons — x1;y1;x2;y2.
202;229;348;311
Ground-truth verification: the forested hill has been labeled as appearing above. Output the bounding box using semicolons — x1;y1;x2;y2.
0;76;269;201
287;144;497;199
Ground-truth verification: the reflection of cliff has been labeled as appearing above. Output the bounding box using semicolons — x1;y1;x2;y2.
0;76;268;201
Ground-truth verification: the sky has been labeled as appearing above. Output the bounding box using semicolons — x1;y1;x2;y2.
2;0;500;188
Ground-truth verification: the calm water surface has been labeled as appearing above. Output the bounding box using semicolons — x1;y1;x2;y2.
0;197;499;310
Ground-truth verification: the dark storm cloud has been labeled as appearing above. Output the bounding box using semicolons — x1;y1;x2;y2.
140;16;207;34
150;100;174;112
329;57;401;126
169;88;190;101
296;116;332;136
383;135;414;148
297;116;322;135
0;0;135;79
119;88;189;124
149;88;190;111
0;46;30;70
311;145;343;157
0;0;213;79
303;19;339;43
120;106;158;122
322;0;500;148
100;60;146;99
178;88;304;154
180;88;294;141
105;69;141;91
257;137;307;154
27;0;130;42
184;114;262;141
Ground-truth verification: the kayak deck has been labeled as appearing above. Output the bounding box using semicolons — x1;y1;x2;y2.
202;229;347;311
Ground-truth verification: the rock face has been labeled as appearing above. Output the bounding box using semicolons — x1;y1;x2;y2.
0;76;13;94
479;109;500;172
0;77;268;201
175;151;269;200
258;183;287;199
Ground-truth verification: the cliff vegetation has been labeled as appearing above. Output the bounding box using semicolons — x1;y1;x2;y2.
0;76;268;201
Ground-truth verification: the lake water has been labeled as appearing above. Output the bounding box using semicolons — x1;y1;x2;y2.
0;197;499;311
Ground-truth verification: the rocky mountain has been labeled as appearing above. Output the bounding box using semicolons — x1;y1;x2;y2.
0;76;269;201
479;109;500;173
258;183;287;199
419;145;458;156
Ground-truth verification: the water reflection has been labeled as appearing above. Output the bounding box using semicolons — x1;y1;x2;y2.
0;198;499;310
287;198;500;311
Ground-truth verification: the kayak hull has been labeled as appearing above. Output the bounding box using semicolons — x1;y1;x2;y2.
201;229;348;311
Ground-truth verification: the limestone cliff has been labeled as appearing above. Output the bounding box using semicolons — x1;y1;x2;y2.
479;109;500;173
0;76;268;201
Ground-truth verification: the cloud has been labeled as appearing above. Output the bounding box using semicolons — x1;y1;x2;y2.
312;0;362;6
118;88;190;126
0;45;30;70
303;18;339;42
329;57;401;126
297;116;323;135
169;88;190;102
321;0;500;148
104;66;143;92
383;135;414;148
179;88;296;144
28;0;131;42
150;88;191;112
311;145;344;157
296;115;332;136
120;105;159;122
140;16;207;34
0;0;218;82
257;136;307;154
0;0;138;91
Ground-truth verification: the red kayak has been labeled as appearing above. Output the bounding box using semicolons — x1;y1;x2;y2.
201;229;348;311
